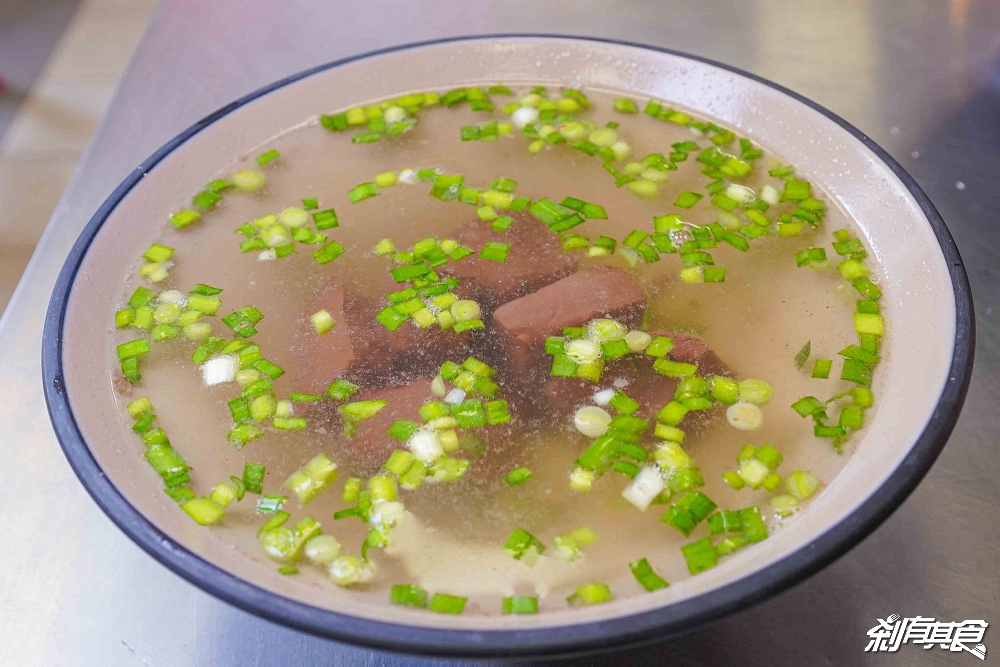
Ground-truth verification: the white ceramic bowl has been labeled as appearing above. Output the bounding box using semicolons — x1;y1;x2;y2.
42;35;974;658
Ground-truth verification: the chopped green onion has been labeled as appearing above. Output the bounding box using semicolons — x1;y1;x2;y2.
321;380;357;402
117;338;150;360
567;583;613;606
256;512;290;539
661;491;717;536
272;416;307;430
486;399;511;424
390;584;428;608
852;387;874;408
738;379;773;405
373;238;396;257
796;248;827;267
205;178;232;193
339;477;362;504
815;423;847;438
180;497;225;525
339;399;386;421
489;215;514;233
238;463;265;495
165;486;195;503
786;470;820;500
860;333;881;354
131;411;156;434
375;306;407;331
707;509;744;535
857;299;880;315
840;359;872;386
386;420;420;442
642;337;673;359
838;258;868;280
453;318;484;334
348;182;379;203
674;191;703;209
839;403;865;430
310;208;339;230
839;344;880;365
681;537;717;574
794;341;811;369
126;396;154;419
228;424;264;448
309;309;336;336
613;459;642;478
655;401;688;427
428;593;467;614
283;453;338;505
608;391;640;415
853;277;882;300
652;359;697;378
629;558;669;591
256;149;280;166
192;190;221;211
504;528;545;566
791;396;825;417
251;359;284;380
505;467;533;486
390;262;430;283
452;399;486;429
806;356;831;379
738;506;768;542
145;441;191;488
753;444;782;470
311;241;345;265
479;242;510;262
170;209;202;229
256;495;286;514
502;596;538;615
854;312;884;336
141;244;174;264
782;178;812;201
553;526;598;562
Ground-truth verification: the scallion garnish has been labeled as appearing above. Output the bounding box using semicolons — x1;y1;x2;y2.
348;182;379;203
312;208;339;230
504;467;533;487
501;596;538;615
312;241;345;265
429;593;467;615
504;528;545;566
567;583;613;606
629;558;669;591
283;453;338;505
256;149;280;166
479;242;510;262
180;497;225;525
681;537;717;574
794;340;811;369
674;191;703;209
390;584;428;608
811;359;832;379
339;399;386;422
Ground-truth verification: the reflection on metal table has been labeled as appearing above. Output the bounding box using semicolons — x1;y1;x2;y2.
1;1;998;665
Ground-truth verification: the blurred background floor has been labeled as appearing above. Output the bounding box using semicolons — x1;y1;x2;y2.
0;0;156;316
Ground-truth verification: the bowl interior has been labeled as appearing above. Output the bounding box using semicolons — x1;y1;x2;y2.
56;37;957;636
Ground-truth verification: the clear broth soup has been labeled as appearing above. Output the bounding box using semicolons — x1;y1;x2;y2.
110;84;885;616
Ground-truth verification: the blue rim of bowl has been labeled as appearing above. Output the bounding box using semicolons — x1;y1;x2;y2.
41;34;975;659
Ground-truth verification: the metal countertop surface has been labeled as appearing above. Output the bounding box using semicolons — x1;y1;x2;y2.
2;1;998;665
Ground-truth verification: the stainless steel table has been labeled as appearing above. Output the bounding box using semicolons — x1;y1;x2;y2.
3;1;997;665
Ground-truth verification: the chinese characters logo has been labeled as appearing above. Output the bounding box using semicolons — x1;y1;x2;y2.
866;614;988;660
